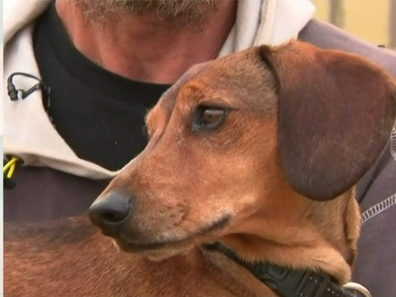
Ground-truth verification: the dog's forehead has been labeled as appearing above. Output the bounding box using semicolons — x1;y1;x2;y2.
159;47;275;111
188;48;265;89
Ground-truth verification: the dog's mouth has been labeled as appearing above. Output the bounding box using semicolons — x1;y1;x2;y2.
115;236;191;254
113;215;231;254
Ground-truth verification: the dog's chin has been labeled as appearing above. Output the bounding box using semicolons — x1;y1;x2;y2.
144;247;192;262
109;215;232;259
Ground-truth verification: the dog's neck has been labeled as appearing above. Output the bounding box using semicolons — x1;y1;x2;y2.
208;190;361;286
201;242;357;297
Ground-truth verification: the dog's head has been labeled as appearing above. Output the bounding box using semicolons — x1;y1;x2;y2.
89;41;395;278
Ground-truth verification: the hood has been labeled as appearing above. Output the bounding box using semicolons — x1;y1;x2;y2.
2;0;315;180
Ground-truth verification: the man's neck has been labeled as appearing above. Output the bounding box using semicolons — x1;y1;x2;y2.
55;1;237;84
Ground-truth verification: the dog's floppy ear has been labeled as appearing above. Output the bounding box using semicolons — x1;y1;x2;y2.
259;41;396;201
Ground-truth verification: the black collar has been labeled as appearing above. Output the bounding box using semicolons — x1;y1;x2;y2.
202;242;357;297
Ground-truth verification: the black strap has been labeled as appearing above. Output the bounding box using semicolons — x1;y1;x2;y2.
203;242;357;297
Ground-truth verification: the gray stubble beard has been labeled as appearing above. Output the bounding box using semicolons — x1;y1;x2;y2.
74;0;223;24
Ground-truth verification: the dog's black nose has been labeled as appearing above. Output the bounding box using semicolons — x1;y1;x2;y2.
88;191;132;229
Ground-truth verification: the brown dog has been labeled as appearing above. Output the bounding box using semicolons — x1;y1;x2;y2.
4;40;396;297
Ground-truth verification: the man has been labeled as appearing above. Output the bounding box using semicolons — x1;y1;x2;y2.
3;0;396;296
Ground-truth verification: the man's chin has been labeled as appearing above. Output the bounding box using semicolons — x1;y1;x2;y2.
76;0;221;23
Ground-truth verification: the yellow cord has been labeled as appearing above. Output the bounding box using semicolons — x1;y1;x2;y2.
3;157;19;178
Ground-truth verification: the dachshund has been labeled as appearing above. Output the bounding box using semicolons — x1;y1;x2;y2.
4;40;396;297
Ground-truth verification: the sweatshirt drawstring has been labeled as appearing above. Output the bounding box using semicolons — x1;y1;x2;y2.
3;157;19;189
3;72;51;191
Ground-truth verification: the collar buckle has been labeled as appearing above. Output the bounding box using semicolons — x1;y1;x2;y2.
343;282;372;297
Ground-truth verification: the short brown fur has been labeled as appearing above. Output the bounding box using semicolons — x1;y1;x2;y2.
4;40;396;297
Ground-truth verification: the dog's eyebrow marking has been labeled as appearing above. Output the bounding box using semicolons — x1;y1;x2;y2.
177;83;206;105
161;65;206;112
145;67;207;137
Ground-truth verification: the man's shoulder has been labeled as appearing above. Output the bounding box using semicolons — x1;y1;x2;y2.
298;19;396;77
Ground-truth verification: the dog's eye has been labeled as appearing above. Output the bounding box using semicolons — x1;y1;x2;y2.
194;106;227;131
201;109;224;125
